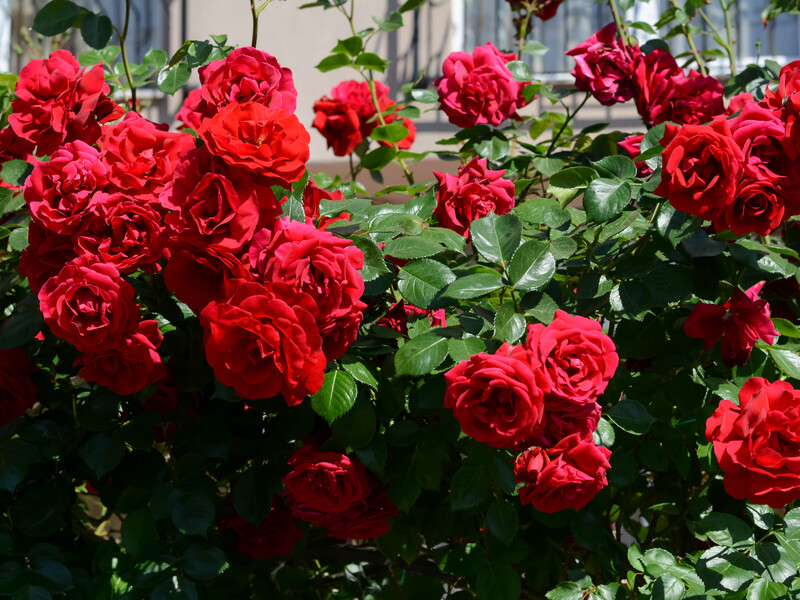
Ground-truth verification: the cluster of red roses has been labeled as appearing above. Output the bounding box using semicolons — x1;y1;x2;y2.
13;46;366;408
312;80;416;156
444;311;617;513
707;377;800;509
657;61;800;236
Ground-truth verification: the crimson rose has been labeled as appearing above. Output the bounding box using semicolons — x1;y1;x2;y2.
0;349;38;426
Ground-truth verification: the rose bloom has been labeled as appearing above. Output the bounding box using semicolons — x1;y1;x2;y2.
98;112;195;198
707;377;800;508
0;349;38;426
435;42;525;129
434;157;515;238
249;217;366;361
283;446;372;514
75;320;166;396
301;180;349;229
164;242;251;315
654;117;744;222
199;101;310;188
23;140;107;235
523;310;618;405
200;278;325;406
9;49;122;155
38;255;141;353
331;80;391;137
375;301;447;335
714;176;785;237
444;343;549;448
73;192;167;273
314;487;399;540
566;23;642;106
684;281;776;367
514;433;611;512
219;500;305;559
160;146;281;252
526;400;602;450
618;134;652;177
18;221;77;295
312;98;363;157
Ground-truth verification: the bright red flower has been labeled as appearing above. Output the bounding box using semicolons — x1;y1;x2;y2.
312;98;363;156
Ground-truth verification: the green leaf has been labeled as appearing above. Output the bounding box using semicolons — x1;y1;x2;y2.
9;228;28;252
594;155;637;180
522;40;549;56
361;146;396;171
157;63;191;95
371;123;410;144
494;302;526;344
316;53;352;72
696;513;755;548
487;498;518;545
399;0;426;11
477;563;522;600
506;61;534;82
350;236;389;282
382;236;443;261
450;463;491;511
32;0;84;36
767;347;800;379
410;89;438;103
143;48;168;68
470;211;522;264
0;439;39;492
395;331;449;376
373;11;403;32
311;370;357;423
447;337;485;362
171;490;215;536
546;167;597;204
331;398;376;448
507;240;556;292
746;578;789;600
79;432;125;477
606;399;655;435
1;160;33;187
584;178;631;222
398;259;455;308
80;13;112;49
232;468;273;525
152;576;197;600
354;53;388;72
444;272;504;300
640;123;666;170
550;236;577;260
0;295;43;350
120;508;157;557
182;544;228;580
474;136;510;162
332;35;363;56
12;586;53;600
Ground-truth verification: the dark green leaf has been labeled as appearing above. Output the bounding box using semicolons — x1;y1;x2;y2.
80;13;112;49
470;211;522;264
232;468;274;525
382;236;443;260
171;490;214;536
398;259;455;308
450;463;491;511
350;236;389;282
395;331;449;376
768;347;800;379
331;398;376;448
507;240;556;292
0;439;39;492
474;136;510;162
444;272;504;299
487;498;518;545
371;123;410;144
12;586;53;600
594;155;637;180
546;167;597;204
332;35;363;56
361;146;396;170
477;563;522;600
79;432;125;477
354;53;388;72
399;0;426;12
447;337;485;363
606;399;655;435
316;53;352;72
0;296;42;349
311;370;357;423
494;302;525;343
584;178;631;222
151;576;197;600
182;544;228;580
32;0;84;36
696;513;755;548
120;508;157;557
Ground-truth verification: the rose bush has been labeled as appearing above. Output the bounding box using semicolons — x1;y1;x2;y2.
3;1;800;599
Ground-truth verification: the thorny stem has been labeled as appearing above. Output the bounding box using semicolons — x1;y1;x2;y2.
668;0;708;75
516;1;534;59
607;0;631;44
547;93;590;158
697;5;737;78
115;0;136;109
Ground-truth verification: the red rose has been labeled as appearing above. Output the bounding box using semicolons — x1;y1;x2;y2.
75;320;166;395
631;49;683;127
0;349;38;426
523;310;618;405
618;134;652;177
98;112;195;198
654;117;744;221
73;192;167;273
706;377;800;508
199;101;309;188
684;282;776;367
198;47;297;115
160;146;281;252
715;177;784;236
435;42;525;129
9;50;122;155
434;157;515;238
444;344;548;448
249;217;366;361
176;88;205;131
315;487;399;540
219;500;305;559
381;104;416;150
0;127;36;174
199;278;325;405
301;180;349;229
312;98;363;157
164;242;251;315
283;446;372;513
566;23;641;106
38;255;140;353
526;400;602;449
23;141;107;235
506;0;565;21
331;80;390;135
514;433;611;512
663;70;725;126
375;301;447;335
18;221;77;295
